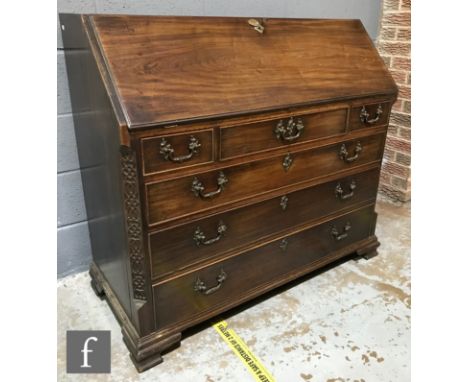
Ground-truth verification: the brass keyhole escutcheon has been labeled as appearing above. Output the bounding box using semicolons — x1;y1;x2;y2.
280;195;289;211
248;18;265;34
282;153;293;172
280;239;288;251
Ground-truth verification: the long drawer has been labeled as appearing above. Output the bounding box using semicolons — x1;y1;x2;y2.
153;205;376;329
149;168;380;279
146;133;385;226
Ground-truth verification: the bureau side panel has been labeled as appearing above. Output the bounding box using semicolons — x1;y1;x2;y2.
59;14;132;319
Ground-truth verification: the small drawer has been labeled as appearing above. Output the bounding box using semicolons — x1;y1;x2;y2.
349;102;391;130
145;133;385;226
152;205;376;328
141;129;214;175
149;168;380;279
220;108;347;159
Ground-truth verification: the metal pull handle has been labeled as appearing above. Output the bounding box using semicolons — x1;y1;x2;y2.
193;221;227;246
360;104;383;125
339;141;362;163
191;171;228;199
331;222;352;241
160;135;201;163
335;180;357;200
275;117;304;142
194;269;227;295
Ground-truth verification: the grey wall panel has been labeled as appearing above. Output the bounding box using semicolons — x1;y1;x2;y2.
57;51;72;115
57;221;93;277
202;1;286;18
57;0;383;278
57;170;87;227
57;114;80;173
95;0;204;15
58;1;381;40
284;0;381;40
57;16;63;50
58;0;97;13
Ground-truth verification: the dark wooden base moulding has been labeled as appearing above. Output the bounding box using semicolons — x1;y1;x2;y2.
90;235;379;372
90;262;182;372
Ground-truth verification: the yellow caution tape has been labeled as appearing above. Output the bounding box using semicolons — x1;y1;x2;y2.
212;319;276;382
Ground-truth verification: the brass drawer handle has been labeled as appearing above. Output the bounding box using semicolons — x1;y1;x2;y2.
194;269;227;295
160;135;201;163
275;117;304;142
339;141;362;163
331;222;351;241
193;221;227;246
360;104;383;125
335;180;357;200
191;171;228;199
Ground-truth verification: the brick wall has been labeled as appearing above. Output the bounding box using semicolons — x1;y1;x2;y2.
377;0;411;201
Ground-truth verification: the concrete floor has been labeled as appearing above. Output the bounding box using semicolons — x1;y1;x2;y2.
57;198;410;382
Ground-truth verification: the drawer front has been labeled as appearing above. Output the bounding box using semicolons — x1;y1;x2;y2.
349;102;391;130
149;168;380;279
146;133;385;225
153;205;375;328
141;129;214;175
220;108;347;159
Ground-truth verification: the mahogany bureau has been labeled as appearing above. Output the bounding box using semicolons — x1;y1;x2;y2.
60;14;397;372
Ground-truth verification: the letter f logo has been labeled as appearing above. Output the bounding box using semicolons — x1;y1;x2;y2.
81;336;98;368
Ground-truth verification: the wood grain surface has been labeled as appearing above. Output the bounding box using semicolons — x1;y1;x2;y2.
91;15;397;127
153;205;375;328
145;133;385;225
149;168;380;280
